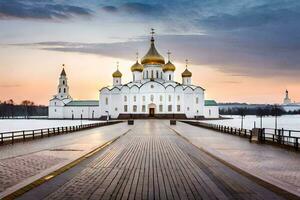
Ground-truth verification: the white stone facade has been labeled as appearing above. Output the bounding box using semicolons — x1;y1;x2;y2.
49;34;219;119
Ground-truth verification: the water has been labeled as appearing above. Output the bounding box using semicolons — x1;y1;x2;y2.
202;115;300;137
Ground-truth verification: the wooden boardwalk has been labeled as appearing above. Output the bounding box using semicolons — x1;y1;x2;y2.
23;120;285;200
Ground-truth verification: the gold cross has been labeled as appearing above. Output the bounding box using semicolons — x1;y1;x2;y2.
185;59;188;68
167;50;171;61
116;61;119;70
150;28;155;37
136;52;139;60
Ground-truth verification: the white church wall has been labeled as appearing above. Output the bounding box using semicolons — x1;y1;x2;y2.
204;106;219;118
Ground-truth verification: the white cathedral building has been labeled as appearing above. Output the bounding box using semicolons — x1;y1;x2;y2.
49;33;219;119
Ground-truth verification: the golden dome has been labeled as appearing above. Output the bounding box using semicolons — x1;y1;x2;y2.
182;68;192;77
141;37;165;65
131;61;144;72
112;69;122;78
163;61;176;72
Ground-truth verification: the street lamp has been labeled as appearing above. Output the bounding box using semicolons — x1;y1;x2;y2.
105;111;109;122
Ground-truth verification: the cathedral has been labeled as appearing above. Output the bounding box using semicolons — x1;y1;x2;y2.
49;32;219;119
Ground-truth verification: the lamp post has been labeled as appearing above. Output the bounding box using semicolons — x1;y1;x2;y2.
105;111;109;122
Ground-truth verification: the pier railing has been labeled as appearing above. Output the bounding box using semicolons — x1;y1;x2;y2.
0;121;122;145
182;121;299;151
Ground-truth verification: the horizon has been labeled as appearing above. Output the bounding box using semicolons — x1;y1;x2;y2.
1;0;300;105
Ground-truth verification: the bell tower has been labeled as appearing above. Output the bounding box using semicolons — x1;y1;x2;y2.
57;64;72;101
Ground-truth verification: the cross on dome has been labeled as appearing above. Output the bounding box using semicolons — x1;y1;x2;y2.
167;50;171;61
185;59;189;68
136;52;139;61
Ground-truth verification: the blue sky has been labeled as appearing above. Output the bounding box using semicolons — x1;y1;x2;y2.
0;0;300;104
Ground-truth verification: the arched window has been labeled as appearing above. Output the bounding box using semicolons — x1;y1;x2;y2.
168;95;172;102
151;70;154;79
196;97;199;104
150;95;154;102
133;74;135;81
161;72;163;78
63;80;65;85
105;97;108;105
59;88;61;93
156;71;159;78
124;96;127;102
63;88;66;93
134;96;136;102
133;105;137;112
146;71;149;79
169;74;171;80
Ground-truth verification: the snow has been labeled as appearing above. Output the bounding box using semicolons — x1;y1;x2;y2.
202;115;300;137
0;119;102;133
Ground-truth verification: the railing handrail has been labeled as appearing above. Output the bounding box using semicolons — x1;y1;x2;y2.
0;121;122;145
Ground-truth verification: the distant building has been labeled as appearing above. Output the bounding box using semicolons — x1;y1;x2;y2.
49;31;219;119
282;90;300;112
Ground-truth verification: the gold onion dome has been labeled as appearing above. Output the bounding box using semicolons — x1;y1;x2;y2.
163;61;176;72
131;61;144;72
141;37;165;65
182;68;192;77
112;69;122;78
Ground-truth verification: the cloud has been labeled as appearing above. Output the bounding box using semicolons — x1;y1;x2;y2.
16;32;300;78
0;84;21;88
0;0;92;20
102;2;165;17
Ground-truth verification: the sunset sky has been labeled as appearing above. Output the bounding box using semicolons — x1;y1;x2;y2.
0;0;299;105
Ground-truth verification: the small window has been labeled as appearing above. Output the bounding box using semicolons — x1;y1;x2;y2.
151;95;154;102
142;96;145;101
63;80;65;85
177;105;181;112
124;96;127;102
161;72;163;78
159;105;163;112
64;88;66;93
209;109;211;116
105;97;108;105
151;70;154;79
146;71;149;78
177;95;180;101
168;105;172;112
169;74;171;80
54;102;56;106
187;107;190;111
124;105;128;112
160;95;163;102
142;105;146;112
156;71;159;78
168;95;172;102
116;80;118;83
133;74;135;81
151;85;154;88
59;88;61;93
54;109;56;112
196;97;199;104
133;105;137;112
115;107;118;111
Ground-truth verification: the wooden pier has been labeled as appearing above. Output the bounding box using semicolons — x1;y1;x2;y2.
18;120;291;200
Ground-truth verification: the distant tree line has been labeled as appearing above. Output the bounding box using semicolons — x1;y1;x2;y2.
221;105;295;129
220;105;299;115
0;100;48;118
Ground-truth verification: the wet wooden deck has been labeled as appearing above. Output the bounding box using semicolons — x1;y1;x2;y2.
22;120;285;200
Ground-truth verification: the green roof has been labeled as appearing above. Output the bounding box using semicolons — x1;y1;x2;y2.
66;100;99;107
205;100;218;106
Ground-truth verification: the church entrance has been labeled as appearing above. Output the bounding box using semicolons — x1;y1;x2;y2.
149;108;155;117
148;103;156;117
